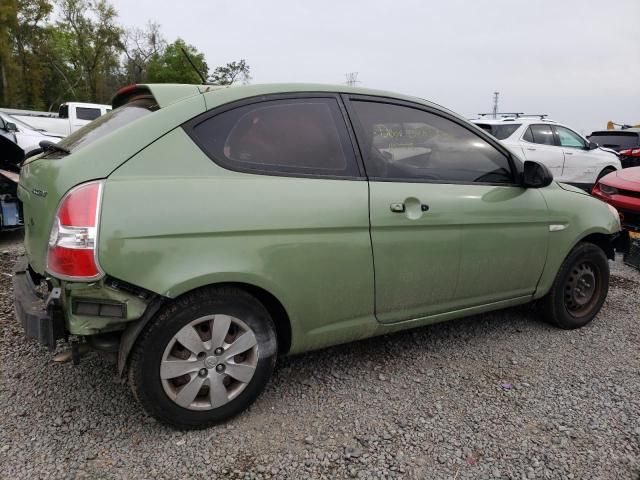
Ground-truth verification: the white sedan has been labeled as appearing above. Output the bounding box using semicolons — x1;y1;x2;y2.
0;112;63;156
472;116;621;190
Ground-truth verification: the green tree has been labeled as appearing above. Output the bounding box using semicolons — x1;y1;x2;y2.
0;0;17;106
4;0;53;109
209;59;251;86
146;38;208;84
55;0;123;103
0;0;252;109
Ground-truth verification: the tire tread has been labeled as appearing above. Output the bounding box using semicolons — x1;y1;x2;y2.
541;242;609;329
128;286;276;429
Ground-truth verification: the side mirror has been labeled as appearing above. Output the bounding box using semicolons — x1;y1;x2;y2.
587;141;599;150
522;160;553;188
4;122;18;132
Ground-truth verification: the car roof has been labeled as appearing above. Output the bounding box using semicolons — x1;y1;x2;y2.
471;117;560;125
197;82;429;102
141;82;457;117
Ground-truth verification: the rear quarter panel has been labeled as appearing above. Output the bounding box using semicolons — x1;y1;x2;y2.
98;128;376;354
19;94;206;274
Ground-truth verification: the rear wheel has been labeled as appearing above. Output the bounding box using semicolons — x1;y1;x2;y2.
128;286;277;429
540;242;609;329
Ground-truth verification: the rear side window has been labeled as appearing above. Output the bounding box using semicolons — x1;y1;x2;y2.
529;124;555;145
76;107;102;121
475;123;521;140
350;101;514;184
189;98;358;178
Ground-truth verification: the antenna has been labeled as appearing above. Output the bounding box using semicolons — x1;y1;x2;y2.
345;72;361;87
492;91;499;119
181;47;207;85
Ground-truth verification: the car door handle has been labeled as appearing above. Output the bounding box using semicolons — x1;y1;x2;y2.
526;148;536;151
390;203;430;213
565;151;573;155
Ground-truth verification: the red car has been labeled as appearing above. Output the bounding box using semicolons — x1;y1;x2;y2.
592;167;640;268
592;167;640;231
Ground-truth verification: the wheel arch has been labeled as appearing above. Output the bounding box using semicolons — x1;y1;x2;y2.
533;226;619;300
578;232;615;260
117;280;294;376
596;165;617;181
222;281;292;356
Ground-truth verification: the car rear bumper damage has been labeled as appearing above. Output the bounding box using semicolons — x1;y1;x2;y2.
13;256;65;350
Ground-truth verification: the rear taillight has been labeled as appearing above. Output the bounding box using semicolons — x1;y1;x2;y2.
47;181;103;281
620;148;640;157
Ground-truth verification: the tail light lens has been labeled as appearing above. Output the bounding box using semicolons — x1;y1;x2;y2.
620;148;640;157
47;181;104;281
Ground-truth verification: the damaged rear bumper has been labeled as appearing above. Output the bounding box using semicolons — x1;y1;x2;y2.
13;256;65;350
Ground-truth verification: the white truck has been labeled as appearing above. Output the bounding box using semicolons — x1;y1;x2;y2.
0;102;111;137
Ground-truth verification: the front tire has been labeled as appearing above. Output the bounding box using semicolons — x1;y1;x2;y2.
128;286;277;429
540;242;609;329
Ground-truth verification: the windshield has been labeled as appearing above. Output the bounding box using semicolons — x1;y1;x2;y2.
45;98;157;157
587;132;639;150
475;123;521;140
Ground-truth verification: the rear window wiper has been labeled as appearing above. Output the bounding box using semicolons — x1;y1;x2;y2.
39;140;70;156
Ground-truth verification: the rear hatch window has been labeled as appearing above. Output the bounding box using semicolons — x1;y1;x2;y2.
41;98;157;159
587;132;640;150
475;123;521;140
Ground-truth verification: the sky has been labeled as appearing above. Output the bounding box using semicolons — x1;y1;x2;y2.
109;0;640;135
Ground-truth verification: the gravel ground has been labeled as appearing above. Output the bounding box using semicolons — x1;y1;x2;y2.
1;231;639;480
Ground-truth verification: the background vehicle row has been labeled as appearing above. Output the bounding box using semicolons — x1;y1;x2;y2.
472;115;620;190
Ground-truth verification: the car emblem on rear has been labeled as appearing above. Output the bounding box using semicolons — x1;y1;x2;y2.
32;188;47;198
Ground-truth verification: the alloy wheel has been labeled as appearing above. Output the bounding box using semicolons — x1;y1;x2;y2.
160;315;258;411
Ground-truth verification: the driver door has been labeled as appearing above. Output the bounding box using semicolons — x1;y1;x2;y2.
345;97;549;324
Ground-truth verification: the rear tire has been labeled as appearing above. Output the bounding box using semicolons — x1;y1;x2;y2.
128;286;277;429
540;242;609;329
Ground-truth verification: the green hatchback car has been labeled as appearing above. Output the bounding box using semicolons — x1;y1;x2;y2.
14;83;626;429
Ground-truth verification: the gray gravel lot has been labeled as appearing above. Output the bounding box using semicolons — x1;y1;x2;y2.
1;231;639;479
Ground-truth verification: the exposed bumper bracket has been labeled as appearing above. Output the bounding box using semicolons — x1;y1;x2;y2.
13;257;65;351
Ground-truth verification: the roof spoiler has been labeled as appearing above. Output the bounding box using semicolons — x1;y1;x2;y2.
111;85;155;109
